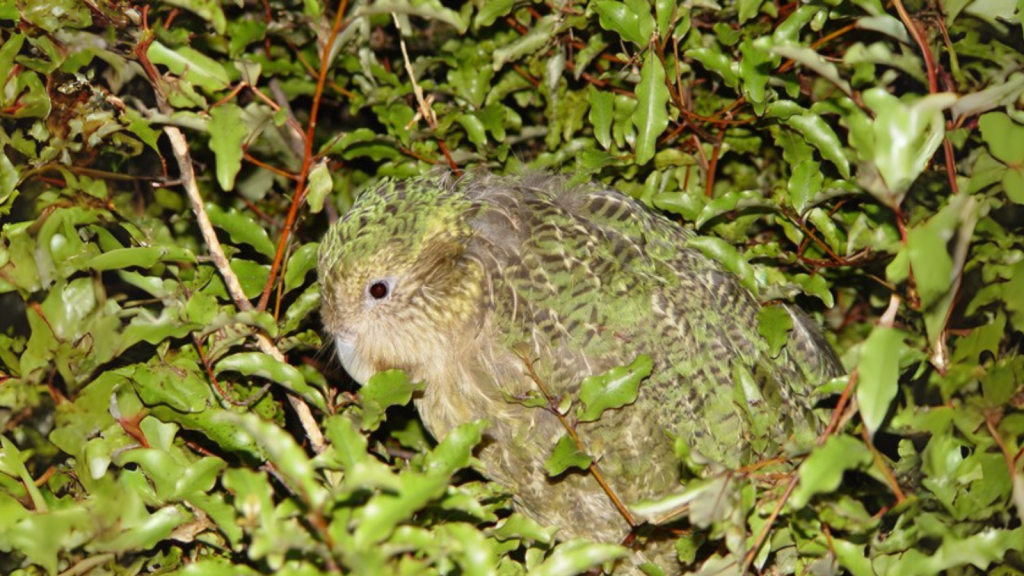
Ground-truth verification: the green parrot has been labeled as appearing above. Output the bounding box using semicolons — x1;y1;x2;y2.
318;172;843;571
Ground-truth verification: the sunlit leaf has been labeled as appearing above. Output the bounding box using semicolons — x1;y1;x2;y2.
577;354;652;422
543;434;592;476
147;41;230;93
358;370;422;431
790;436;872;508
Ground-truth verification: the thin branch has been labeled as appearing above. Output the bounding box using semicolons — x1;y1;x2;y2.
986;413;1024;526
861;425;907;503
931;197;978;372
704;124;726;197
891;0;959;194
257;0;350;312
162;124;326;453
164;127;254;311
142;2;327;450
391;13;460;174
823;369;859;440
518;353;638;528
243;151;300;181
742;473;799;574
392;13;437;130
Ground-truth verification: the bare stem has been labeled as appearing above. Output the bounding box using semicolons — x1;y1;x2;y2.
164;127;253;312
162;125;327;454
257;0;350;312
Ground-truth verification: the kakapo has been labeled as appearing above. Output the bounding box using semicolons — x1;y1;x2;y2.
318;172;843;571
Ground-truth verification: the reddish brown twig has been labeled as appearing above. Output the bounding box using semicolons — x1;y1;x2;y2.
518;353;637;528
258;0;350;312
891;0;959;194
704;124;727;197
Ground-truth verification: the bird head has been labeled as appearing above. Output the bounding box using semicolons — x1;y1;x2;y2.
317;177;484;387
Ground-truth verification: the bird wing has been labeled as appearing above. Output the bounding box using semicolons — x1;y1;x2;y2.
463;173;841;469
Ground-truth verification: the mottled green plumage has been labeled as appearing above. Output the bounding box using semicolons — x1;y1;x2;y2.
319;172;842;570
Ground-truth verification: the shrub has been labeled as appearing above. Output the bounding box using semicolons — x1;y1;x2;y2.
1;0;1022;574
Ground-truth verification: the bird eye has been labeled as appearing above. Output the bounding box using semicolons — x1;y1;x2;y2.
368;280;390;300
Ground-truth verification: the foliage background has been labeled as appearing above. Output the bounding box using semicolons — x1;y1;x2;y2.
1;0;1023;574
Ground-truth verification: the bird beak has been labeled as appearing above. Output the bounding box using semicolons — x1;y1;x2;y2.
333;331;371;385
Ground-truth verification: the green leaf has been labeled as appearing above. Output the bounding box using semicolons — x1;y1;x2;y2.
132;360;213;414
162;559;262;576
493;513;556;543
283;242;319;295
772;5;817;42
883;527;1024;576
457;112;488;148
166;0;228;34
117;449;226;501
788;159;823;213
543;434;592;476
207;204;277;260
0;32;24;86
358;370;422;431
738;0;763;23
1003;164;1024;204
529;539;628;576
785;113;851;179
0;150;19;211
739;38;772;114
21;0;90;32
856;326;904;439
653;191;705;221
492;15;558;71
770;43;853;99
951;72;1024;120
856;14;911;44
475;0;515;28
439;523;499;575
146;41;230;93
219;412;327;508
0;436;48;512
790;435;872;508
907;219;954;310
685;236;758;294
305;160;332;214
690;46;739;87
833;539;875;576
209;103;245;191
858;89;956;203
588;86;615;150
632;51;670;165
593;0;650;46
322;414;369;470
424;420;488;478
89;246;196;271
188;492;243;548
356;1;467;33
757;305;794;358
215;352;325;411
695;189;776;228
94;506;189;554
654;0;675;38
978;112;1024;165
279;284;320;335
577;354;652;422
807;207;842;255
